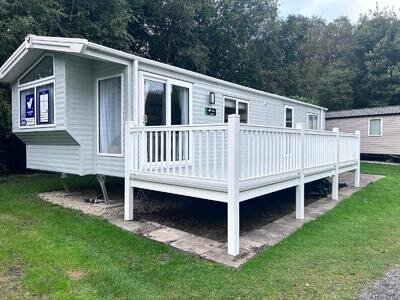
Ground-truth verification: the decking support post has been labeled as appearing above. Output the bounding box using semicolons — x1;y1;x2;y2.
354;130;361;188
227;114;240;256
295;123;305;219
332;127;340;200
124;121;134;221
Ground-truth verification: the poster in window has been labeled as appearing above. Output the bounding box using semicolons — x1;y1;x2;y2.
24;94;35;126
39;90;49;124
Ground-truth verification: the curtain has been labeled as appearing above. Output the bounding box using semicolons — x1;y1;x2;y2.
369;119;382;135
99;76;122;154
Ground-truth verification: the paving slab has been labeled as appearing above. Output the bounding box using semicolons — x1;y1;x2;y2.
245;228;284;245
146;227;190;243
171;235;223;255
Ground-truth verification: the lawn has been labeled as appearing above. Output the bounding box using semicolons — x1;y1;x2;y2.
0;163;399;299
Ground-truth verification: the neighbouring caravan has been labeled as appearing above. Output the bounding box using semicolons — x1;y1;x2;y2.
1;36;361;256
326;106;400;159
0;35;325;177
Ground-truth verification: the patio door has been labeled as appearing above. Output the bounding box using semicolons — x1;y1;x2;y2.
139;72;192;162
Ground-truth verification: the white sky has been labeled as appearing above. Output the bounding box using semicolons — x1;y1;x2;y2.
279;0;400;22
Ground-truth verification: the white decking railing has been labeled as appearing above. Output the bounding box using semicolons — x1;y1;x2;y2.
125;120;359;182
124;115;360;256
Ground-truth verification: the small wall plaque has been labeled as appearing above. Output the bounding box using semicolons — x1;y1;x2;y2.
205;107;216;116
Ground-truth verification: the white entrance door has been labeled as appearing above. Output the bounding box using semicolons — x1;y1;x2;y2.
138;72;192;162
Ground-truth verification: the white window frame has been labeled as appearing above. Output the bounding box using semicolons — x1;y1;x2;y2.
139;71;193;165
17;54;56;129
284;105;294;128
307;113;319;130
96;73;124;157
368;117;383;137
139;71;193;126
222;96;249;123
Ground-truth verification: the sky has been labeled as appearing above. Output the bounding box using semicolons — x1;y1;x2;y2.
279;0;400;22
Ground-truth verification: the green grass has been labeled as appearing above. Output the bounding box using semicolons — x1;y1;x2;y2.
0;163;399;299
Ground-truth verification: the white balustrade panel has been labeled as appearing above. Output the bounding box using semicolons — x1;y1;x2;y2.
126;123;360;182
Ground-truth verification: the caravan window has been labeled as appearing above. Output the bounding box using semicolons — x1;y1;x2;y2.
18;55;55;127
224;97;248;123
307;113;319;130
284;105;294;128
20;56;54;85
98;75;122;156
369;118;382;136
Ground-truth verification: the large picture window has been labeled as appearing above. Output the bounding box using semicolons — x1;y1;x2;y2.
98;75;122;156
224;97;248;123
18;55;55;127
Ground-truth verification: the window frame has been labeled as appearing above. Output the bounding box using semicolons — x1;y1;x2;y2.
284;105;294;128
96;73;124;157
17;54;56;129
307;113;319;130
139;71;193;165
18;54;55;88
139;71;193;126
368;117;383;137
222;96;249;124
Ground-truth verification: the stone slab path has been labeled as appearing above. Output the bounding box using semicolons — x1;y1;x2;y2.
39;172;384;268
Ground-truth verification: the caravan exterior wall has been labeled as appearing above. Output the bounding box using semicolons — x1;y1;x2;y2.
7;42;325;178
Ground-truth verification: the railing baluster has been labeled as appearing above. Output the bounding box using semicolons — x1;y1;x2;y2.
247;131;251;178
213;130;217;178
179;131;183;175
199;131;203;177
172;131;176;174
221;130;225;179
160;131;164;174
149;131;153;172
206;130;210;178
155;131;159;173
185;131;189;176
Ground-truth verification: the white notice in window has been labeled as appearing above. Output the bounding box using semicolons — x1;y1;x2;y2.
39;90;49;123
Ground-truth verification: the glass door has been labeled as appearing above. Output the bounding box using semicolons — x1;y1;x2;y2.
140;72;192;163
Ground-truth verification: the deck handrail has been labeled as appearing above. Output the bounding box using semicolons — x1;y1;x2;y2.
125;117;360;183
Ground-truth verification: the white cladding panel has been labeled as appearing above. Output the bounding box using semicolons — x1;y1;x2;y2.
138;62;322;128
26;144;81;174
66;55;95;174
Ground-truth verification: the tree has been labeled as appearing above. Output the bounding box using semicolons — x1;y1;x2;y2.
354;9;400;107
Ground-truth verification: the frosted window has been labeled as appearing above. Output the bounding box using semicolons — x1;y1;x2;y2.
98;76;122;155
307;114;318;130
369;119;382;136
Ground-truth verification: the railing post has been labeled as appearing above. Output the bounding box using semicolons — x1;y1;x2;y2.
355;130;361;187
124;121;134;221
332;127;340;200
227;114;240;256
295;123;305;219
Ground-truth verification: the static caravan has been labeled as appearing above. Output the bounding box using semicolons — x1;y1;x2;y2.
0;35;361;256
326;106;400;159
